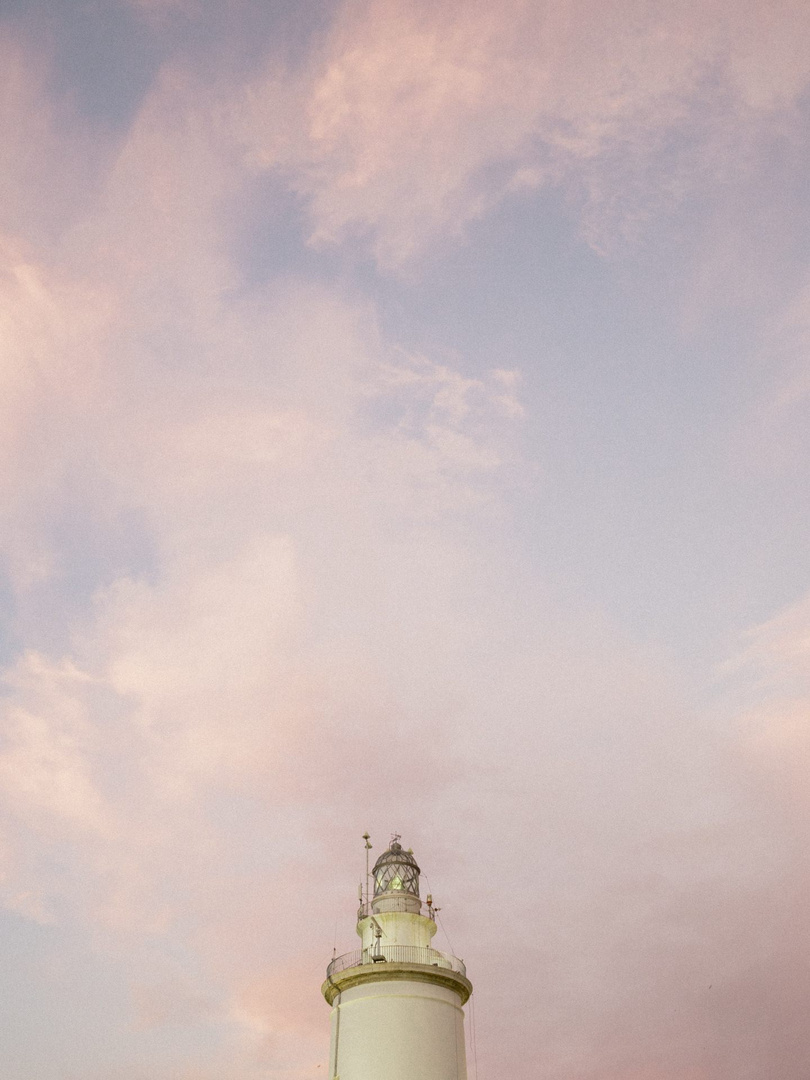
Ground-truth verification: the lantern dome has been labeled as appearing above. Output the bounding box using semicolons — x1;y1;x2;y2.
372;840;420;898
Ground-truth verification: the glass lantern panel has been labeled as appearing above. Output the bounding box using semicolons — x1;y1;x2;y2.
374;861;419;896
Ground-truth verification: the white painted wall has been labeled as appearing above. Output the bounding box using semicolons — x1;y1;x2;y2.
329;978;468;1080
358;910;437;949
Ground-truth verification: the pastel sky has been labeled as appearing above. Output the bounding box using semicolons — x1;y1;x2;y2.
2;1;810;1077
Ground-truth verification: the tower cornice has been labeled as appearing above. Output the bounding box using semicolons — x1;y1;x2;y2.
322;960;473;1006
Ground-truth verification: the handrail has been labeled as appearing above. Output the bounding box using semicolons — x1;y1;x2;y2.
327;945;466;979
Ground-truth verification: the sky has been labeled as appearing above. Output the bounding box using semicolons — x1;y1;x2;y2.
1;0;810;1077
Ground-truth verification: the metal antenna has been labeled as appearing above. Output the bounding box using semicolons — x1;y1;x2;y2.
363;832;372;913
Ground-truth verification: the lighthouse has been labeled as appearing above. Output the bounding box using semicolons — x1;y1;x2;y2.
322;835;472;1080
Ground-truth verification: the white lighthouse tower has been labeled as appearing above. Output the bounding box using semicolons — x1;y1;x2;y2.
322;835;472;1080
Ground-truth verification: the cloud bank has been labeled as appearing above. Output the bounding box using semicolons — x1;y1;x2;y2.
1;1;810;1077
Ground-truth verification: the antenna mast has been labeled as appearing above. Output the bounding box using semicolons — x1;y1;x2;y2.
363;832;372;913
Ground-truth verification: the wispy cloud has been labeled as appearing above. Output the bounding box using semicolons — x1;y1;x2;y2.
234;0;810;265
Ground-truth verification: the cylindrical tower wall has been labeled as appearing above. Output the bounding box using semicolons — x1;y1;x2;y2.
358;911;436;949
328;978;467;1080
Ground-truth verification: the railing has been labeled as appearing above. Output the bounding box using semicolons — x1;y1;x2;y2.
327;946;466;979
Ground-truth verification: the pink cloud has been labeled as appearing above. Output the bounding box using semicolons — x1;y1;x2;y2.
0;239;114;588
0;44;527;1073
233;0;810;265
